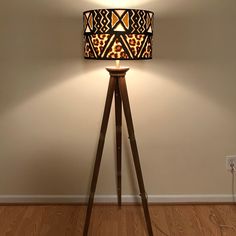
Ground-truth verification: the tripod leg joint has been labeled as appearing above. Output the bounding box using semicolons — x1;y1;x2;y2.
128;135;136;142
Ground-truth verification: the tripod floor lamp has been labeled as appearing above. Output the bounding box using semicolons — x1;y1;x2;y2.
83;9;154;236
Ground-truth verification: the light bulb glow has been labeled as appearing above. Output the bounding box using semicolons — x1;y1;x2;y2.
116;60;120;68
85;0;152;8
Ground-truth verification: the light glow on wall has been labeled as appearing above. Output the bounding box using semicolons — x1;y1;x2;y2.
85;0;153;8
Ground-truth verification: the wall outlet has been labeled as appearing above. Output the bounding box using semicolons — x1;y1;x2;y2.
225;155;236;171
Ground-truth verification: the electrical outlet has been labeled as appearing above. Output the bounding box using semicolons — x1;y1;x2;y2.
225;155;236;171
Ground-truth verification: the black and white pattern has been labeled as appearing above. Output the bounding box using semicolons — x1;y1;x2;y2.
83;9;154;60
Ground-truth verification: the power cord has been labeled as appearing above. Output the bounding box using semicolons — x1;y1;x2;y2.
229;161;236;203
209;212;236;236
153;206;236;236
153;164;236;236
208;161;236;235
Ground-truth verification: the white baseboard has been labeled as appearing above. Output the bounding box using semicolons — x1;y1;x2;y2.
0;194;235;204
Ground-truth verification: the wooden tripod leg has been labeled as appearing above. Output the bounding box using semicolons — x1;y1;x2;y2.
118;77;154;236
115;78;122;207
83;76;116;236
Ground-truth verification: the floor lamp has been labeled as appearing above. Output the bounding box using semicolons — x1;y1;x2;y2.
83;9;154;236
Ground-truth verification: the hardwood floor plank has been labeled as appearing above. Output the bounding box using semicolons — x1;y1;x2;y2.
213;205;236;236
0;204;235;236
0;206;28;236
150;206;170;236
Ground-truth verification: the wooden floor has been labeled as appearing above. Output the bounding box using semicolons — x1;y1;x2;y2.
0;204;235;236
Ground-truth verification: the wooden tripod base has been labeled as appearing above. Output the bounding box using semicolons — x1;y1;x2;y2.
83;67;153;236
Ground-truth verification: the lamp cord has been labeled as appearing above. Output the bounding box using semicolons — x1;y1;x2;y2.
209;212;236;236
153;205;236;236
231;167;235;203
151;168;236;236
207;167;236;235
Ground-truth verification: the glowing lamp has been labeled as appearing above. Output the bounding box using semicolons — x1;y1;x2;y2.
83;9;154;236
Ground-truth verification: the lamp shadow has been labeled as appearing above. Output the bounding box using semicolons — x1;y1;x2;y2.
0;2;103;115
1;0;235;197
110;3;236;195
149;8;236;116
1;0;235;116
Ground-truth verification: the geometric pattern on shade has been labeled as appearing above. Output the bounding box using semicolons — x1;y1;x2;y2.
83;9;154;60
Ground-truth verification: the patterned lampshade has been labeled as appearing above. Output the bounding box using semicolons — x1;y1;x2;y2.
83;9;154;60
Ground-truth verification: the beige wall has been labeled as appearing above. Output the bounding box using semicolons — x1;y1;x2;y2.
0;0;235;197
